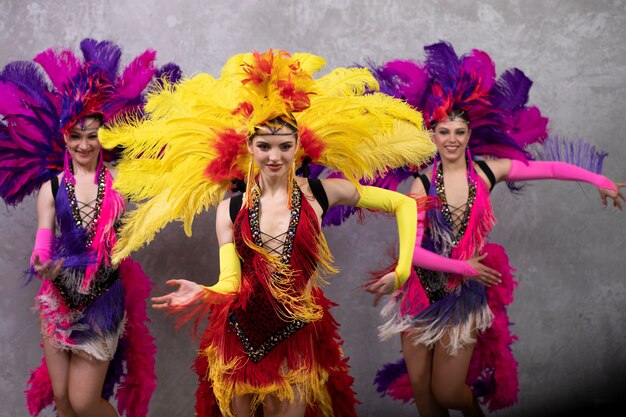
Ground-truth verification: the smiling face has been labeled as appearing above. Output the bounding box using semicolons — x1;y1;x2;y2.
247;121;298;180
64;116;102;167
431;118;470;163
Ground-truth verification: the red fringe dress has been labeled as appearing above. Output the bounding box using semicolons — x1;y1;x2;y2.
194;183;358;417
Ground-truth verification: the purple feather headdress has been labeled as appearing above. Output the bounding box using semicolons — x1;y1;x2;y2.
0;38;182;205
389;41;549;161
313;41;550;226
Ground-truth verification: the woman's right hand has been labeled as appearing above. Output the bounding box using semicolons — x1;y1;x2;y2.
151;279;203;310
466;253;501;286
32;254;63;280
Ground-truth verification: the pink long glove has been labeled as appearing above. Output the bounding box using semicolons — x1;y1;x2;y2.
30;228;54;266
507;160;617;191
412;204;479;276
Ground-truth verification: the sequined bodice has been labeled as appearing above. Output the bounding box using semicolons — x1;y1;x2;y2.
435;163;476;245
64;168;107;245
53;167;120;309
230;181;313;363
416;164;480;303
248;181;301;264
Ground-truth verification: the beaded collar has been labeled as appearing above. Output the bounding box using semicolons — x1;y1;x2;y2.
65;167;106;247
248;179;302;264
435;163;476;245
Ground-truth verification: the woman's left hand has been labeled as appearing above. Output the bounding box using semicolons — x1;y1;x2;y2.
32;255;63;280
151;279;203;310
599;182;626;210
365;272;396;307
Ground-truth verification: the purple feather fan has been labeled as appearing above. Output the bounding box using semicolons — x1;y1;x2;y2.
0;39;182;206
531;135;608;174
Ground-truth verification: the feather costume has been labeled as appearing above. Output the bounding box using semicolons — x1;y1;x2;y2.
0;38;179;417
362;41;610;412
100;49;435;416
351;41;541;412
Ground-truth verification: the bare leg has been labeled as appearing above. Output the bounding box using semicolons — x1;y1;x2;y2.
42;337;77;417
431;333;483;417
263;385;306;417
68;351;118;417
232;394;261;417
401;332;449;417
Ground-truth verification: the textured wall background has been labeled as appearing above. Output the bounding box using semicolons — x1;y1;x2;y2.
1;0;625;416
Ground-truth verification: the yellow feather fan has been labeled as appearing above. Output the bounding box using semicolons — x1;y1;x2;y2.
100;49;435;262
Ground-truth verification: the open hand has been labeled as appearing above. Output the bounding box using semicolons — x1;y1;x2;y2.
365;272;396;307
32;255;63;280
599;182;625;210
151;279;203;310
466;253;501;286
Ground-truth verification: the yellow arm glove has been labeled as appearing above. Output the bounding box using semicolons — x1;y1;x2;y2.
200;242;241;295
356;186;417;290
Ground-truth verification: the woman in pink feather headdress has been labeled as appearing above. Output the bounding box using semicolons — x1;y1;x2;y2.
363;41;625;417
0;38;180;417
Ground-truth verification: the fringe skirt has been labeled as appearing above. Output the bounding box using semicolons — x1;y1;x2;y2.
35;269;125;361
193;287;358;417
26;259;156;417
375;243;519;412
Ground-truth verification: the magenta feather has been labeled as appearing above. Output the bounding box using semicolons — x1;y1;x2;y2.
461;49;496;92
0;39;181;206
376;60;428;107
467;243;519;411
116;50;157;98
82;169;125;292
116;258;157;417
24;353;54;416
33;48;80;90
504;106;549;149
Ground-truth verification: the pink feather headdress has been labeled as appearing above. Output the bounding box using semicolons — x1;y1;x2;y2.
0;38;181;205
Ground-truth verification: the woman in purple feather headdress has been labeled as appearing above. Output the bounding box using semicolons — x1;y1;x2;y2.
361;41;625;417
0;39;181;417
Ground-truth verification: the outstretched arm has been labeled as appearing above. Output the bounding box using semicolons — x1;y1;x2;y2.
488;159;625;210
152;198;241;310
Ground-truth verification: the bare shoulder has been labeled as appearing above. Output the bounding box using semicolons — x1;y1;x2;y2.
215;197;234;245
216;197;232;222
483;158;511;183
410;168;433;196
320;178;359;207
104;162;118;179
295;176;312;198
37;179;54;203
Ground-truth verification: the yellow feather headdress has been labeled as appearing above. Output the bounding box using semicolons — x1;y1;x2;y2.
99;49;435;262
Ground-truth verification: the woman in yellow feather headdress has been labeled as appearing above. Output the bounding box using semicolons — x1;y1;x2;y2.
100;49;435;417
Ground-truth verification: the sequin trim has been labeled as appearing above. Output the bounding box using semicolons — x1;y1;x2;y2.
52;267;120;310
415;267;449;303
248;179;301;264
65;167;107;247
228;313;306;363
435;164;476;245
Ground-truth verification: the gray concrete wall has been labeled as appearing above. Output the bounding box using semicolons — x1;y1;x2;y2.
1;1;624;416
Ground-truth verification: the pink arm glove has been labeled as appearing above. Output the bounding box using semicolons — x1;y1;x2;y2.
412;203;479;276
507;160;617;191
30;228;54;266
